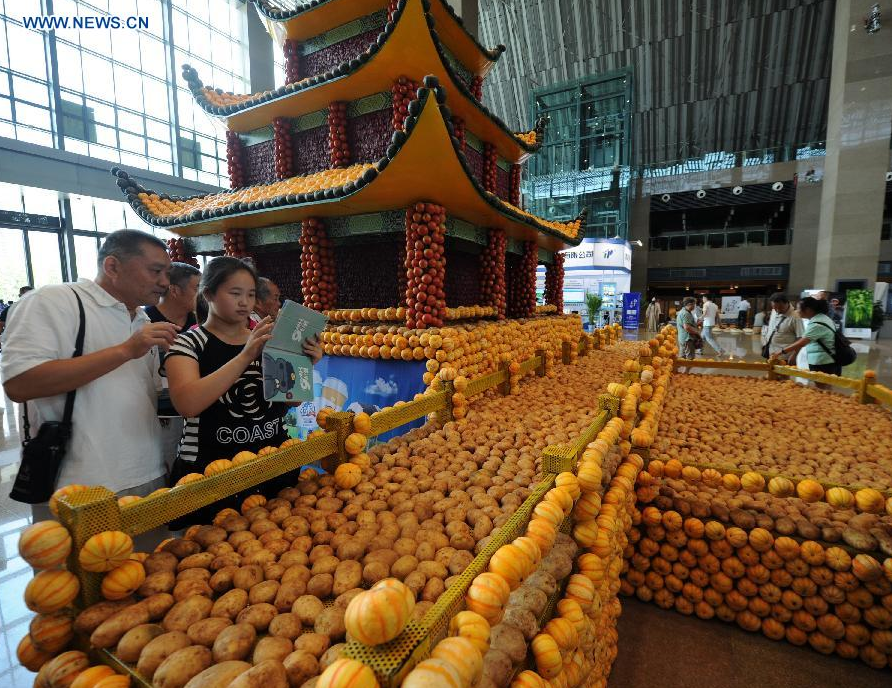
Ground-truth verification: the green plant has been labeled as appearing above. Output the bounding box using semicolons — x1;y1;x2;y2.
584;292;603;326
844;289;873;328
871;300;885;332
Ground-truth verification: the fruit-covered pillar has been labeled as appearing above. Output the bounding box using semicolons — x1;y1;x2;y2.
479;228;506;319
300;218;337;311
392;77;420;131
510;164;522;207
453;117;466;152
284;40;301;84
225;131;245;188
483;143;497;193
223;229;248;258
273;118;293;179
405;202;446;329
544;253;565;312
328;102;350;168
471;76;483;101
507;241;537;318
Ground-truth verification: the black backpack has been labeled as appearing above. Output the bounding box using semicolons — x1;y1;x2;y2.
813;320;857;367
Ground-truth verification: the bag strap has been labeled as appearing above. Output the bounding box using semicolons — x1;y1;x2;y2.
766;315;785;347
811;319;836;356
62;290;87;427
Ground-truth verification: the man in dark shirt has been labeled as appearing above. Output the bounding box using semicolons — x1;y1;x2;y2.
0;286;33;339
145;263;200;334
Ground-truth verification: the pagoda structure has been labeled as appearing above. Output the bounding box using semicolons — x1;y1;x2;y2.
113;0;583;384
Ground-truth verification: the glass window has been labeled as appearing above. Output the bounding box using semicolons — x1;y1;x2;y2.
0;228;29;301
22;186;60;217
94;198;125;231
73;234;99;280
0;182;23;212
28;231;64;287
69;195;96;230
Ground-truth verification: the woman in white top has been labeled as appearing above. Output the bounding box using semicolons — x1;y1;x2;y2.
761;293;805;359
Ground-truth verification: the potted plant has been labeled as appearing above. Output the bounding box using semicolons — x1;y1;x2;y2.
585;292;603;329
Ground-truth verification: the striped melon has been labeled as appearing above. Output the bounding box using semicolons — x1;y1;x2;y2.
18;520;72;569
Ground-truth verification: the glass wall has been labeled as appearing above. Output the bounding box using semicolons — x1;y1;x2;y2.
0;181;176;301
0;0;250;186
526;72;632;239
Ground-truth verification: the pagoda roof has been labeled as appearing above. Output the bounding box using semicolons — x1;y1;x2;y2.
185;0;541;164
113;80;583;252
252;0;503;75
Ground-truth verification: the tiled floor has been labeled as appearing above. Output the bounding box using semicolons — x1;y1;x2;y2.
0;332;890;687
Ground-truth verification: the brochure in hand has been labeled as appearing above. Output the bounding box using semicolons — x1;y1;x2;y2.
261;300;327;402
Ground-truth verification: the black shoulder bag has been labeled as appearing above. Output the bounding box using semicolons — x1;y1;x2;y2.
813;320;857;367
761;316;785;359
9;290;86;504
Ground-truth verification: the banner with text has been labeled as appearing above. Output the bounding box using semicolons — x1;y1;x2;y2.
622;292;641;329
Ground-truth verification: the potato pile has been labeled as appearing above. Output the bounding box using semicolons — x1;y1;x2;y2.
19;339;635;688
638;464;892;556
624;477;892;670
652;375;892;488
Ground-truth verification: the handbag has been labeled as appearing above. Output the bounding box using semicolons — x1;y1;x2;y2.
761;315;785;359
9;290;86;504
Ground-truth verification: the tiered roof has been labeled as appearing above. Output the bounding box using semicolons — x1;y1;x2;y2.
113;0;583;250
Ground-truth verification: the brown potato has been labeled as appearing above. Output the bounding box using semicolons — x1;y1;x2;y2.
211;553;242;570
253;636;293;664
334;589;364;609
391;555;419;580
209;566;239;595
274;579;307;613
176;568;211;585
311;555;340;576
139;571;176;597
268;613;302;641
91;602;151;648
75;598;135;634
229;659;288;688
212;623;256;662
490;623;527;662
211;588;249;620
236;603;278;632
319;644;345;671
233;565;265;591
206;541;234;557
249;580;280;605
191;525;227;549
187;617;233;646
143;593;177;620
306;573;333;598
136;631;191;679
145;552;179;575
279;552;309;569
292;596;325;626
422;577;445;602
314;607;346;641
153;644;212;688
177;552;214;571
182;660;251;688
162;539;201;559
293;633;329;658
332;561;362;596
116;623;165;663
362;562;389;585
163;596;213;632
284;651;319;688
418;561;447;579
173;579;213;602
482;648;513;687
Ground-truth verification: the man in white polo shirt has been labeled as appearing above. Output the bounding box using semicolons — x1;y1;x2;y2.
1;230;179;522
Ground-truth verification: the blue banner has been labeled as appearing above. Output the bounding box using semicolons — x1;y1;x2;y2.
284;357;428;442
622;292;641;329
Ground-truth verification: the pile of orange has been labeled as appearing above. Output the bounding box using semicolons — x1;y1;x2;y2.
137;163;375;218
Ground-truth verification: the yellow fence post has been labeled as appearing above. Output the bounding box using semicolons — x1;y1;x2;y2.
56;487;122;607
326;411;355;470
535;348;547;377
498;360;511;396
599;393;620;418
858;371;875;404
437;380;455;423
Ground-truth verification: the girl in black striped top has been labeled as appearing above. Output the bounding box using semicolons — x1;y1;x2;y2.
164;257;321;521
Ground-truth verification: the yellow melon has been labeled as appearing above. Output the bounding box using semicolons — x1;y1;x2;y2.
18;520;72;570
